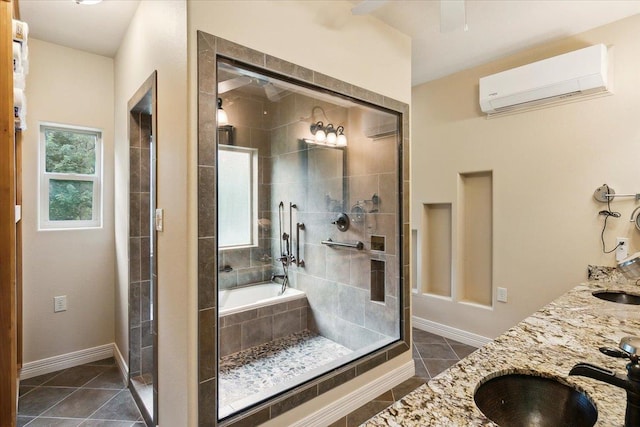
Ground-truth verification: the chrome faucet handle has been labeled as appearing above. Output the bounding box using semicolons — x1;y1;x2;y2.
621;336;640;356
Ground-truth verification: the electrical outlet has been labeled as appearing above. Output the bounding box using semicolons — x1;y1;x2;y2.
616;237;629;262
497;287;508;303
54;295;67;313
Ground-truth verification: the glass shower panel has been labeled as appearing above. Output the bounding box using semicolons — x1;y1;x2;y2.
215;59;401;420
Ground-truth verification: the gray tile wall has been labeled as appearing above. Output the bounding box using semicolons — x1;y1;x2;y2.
129;112;153;379
217;95;273;290
267;95;400;350
219;298;309;357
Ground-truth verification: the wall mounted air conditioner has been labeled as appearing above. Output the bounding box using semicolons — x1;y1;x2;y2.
479;44;610;115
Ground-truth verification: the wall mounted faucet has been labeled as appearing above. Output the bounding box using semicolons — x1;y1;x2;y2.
569;336;640;427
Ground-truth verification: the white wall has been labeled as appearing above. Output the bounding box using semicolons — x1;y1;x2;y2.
412;14;640;339
187;1;411;425
113;1;188;426
21;39;115;362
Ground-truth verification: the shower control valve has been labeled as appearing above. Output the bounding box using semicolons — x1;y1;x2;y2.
332;213;350;232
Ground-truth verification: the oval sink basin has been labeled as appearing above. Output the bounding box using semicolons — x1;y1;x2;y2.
592;290;640;305
474;373;597;427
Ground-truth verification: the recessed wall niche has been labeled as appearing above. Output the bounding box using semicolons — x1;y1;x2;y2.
420;203;452;297
459;171;493;306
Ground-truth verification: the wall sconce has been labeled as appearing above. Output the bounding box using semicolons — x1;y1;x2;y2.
310;121;326;142
217;97;229;127
305;107;347;147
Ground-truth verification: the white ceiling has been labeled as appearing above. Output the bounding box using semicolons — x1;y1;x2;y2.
364;0;640;85
18;0;640;85
19;0;139;58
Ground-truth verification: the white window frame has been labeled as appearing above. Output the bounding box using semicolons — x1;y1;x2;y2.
218;145;258;250
39;122;103;230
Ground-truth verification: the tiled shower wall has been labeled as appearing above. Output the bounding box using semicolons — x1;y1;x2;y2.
129;112;154;379
268;94;400;351
217;94;273;290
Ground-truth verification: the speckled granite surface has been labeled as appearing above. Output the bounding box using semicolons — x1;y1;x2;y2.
364;271;640;426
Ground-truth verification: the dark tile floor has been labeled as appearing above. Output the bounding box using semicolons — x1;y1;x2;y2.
16;328;475;427
17;358;146;427
329;328;477;427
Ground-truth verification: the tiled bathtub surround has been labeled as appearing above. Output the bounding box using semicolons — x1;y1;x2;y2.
197;32;410;426
218;297;309;357
219;330;352;418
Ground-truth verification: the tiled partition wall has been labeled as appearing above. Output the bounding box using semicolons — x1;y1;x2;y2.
197;32;410;426
219;297;309;357
129;110;153;380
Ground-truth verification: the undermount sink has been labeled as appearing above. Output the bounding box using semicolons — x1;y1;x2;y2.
592;290;640;305
474;373;597;427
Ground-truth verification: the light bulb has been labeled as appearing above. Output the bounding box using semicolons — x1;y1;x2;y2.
336;126;347;146
315;129;326;142
325;124;337;145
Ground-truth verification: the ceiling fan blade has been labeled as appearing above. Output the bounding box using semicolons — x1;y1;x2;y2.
351;0;388;15
263;83;284;102
440;0;467;33
218;76;251;94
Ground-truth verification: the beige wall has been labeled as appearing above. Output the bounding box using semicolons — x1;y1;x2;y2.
113;1;188;426
187;1;411;425
412;14;640;339
21;39;115;363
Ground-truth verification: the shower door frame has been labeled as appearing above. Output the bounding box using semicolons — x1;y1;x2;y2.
197;32;411;427
127;71;159;426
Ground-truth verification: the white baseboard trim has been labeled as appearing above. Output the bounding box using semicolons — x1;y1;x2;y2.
113;343;128;383
290;360;415;427
20;343;115;380
412;316;492;348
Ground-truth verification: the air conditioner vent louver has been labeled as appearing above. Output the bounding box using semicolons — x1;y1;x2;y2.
479;44;610;115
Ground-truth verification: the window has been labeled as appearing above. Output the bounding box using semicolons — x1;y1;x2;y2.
39;123;102;229
218;145;258;248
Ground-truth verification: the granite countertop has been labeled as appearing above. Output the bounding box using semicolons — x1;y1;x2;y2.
364;270;640;426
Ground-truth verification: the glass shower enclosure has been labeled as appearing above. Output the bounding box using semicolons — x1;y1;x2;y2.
214;59;403;419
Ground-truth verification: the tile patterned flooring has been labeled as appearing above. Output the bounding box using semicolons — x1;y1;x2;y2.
17;358;146;427
16;328;475;427
332;328;477;427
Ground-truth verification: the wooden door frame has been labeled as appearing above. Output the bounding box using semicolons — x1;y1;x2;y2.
1;0;19;426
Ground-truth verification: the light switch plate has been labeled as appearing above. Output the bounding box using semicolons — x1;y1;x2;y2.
155;208;164;232
54;295;67;312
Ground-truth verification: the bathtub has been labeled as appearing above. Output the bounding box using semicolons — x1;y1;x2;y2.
218;282;309;358
219;282;306;316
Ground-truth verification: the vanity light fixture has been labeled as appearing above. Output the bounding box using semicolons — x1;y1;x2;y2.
217;97;229;127
307;120;348;148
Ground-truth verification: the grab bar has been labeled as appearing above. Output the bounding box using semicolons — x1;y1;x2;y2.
321;238;364;250
296;222;305;267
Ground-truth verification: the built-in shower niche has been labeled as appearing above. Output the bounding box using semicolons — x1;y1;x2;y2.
201;50;406;425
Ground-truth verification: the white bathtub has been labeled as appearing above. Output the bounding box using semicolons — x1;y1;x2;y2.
219;282;306;316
